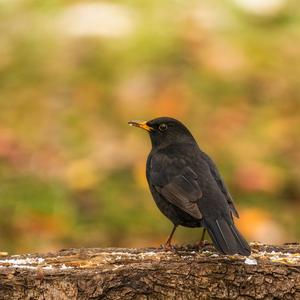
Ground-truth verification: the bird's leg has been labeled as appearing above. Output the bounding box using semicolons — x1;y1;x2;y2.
195;228;208;249
163;225;178;250
200;228;206;243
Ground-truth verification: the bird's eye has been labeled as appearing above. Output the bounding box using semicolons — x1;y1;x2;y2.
159;123;168;131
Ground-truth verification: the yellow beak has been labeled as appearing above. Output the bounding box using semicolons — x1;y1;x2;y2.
128;120;154;132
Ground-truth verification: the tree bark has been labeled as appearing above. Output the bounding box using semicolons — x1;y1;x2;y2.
0;243;299;299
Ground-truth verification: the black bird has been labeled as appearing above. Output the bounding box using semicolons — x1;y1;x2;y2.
128;117;251;256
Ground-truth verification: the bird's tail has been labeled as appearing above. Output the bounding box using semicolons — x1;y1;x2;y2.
204;218;251;256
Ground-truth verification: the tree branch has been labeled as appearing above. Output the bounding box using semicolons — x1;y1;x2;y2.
0;243;299;299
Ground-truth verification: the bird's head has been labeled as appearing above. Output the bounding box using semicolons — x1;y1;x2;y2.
128;117;195;148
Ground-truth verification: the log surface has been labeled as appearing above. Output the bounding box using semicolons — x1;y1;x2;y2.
0;243;299;300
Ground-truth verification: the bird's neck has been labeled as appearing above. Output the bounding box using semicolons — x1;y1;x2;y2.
150;133;196;149
150;140;197;153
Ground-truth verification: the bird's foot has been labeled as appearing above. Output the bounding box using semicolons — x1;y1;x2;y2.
195;239;210;249
160;242;176;252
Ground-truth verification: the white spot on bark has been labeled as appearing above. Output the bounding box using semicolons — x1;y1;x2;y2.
244;257;258;265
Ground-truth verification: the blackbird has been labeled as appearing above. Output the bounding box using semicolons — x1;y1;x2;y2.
128;117;251;256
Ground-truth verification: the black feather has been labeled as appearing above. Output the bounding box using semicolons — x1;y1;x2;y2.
205;218;251;256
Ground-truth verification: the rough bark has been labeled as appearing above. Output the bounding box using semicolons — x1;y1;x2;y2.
0;243;299;300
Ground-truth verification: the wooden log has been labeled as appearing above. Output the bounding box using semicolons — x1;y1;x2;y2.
0;243;299;299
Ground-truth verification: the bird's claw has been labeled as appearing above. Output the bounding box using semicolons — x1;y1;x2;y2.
160;243;176;252
195;239;210;249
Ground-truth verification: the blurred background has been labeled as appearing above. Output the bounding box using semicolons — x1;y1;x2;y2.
0;0;299;254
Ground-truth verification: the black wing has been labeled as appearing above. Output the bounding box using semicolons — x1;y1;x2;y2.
200;151;239;218
149;154;203;220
